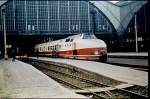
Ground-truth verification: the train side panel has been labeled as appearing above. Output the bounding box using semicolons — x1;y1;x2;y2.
35;34;107;61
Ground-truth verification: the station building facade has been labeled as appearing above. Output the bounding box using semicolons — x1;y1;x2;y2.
0;0;117;54
0;0;148;55
0;0;115;35
123;3;148;52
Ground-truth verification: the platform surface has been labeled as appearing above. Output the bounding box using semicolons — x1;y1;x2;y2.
31;57;148;86
0;59;86;98
107;58;148;66
108;52;148;57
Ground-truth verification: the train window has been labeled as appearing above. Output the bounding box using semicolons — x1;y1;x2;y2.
70;39;73;42
41;47;43;51
48;46;51;50
54;46;56;50
46;47;48;51
43;46;46;51
59;45;61;48
55;45;56;50
52;46;54;50
40;47;42;51
45;47;46;51
82;33;96;39
43;47;44;51
65;39;70;42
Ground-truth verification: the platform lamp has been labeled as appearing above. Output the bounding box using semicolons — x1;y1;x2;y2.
2;8;8;60
134;12;138;52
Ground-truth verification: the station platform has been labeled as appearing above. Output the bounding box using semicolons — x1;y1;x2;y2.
107;52;148;66
108;52;148;59
107;58;148;66
31;57;148;86
0;59;86;98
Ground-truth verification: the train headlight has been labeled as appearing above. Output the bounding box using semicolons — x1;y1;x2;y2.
94;50;99;55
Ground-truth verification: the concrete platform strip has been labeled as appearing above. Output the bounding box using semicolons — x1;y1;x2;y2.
0;59;87;98
107;52;148;59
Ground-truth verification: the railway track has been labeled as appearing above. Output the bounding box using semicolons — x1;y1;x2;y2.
22;58;148;99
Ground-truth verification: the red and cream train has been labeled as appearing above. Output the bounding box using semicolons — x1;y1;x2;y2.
34;33;107;61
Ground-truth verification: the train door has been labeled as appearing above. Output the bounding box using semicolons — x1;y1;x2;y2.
55;44;60;57
73;42;77;58
52;45;56;57
52;50;56;57
73;50;77;55
52;44;60;57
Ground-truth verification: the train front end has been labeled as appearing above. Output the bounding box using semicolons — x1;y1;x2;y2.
93;40;107;62
77;33;107;62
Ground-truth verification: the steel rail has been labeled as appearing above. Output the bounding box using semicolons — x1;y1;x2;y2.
23;58;148;98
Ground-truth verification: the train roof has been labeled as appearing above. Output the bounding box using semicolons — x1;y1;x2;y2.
35;40;60;47
35;33;97;48
66;34;83;39
65;33;96;39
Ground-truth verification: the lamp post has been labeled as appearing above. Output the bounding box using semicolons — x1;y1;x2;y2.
134;13;138;52
91;9;96;35
2;8;8;59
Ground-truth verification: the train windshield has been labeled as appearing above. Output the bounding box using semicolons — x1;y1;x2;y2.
82;33;96;39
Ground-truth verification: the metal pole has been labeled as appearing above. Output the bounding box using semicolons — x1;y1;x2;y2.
92;10;96;35
144;6;146;33
68;1;70;33
13;0;15;33
25;0;27;31
78;0;80;33
58;1;60;34
36;0;39;33
47;0;49;32
134;13;138;52
3;11;8;59
88;1;90;33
